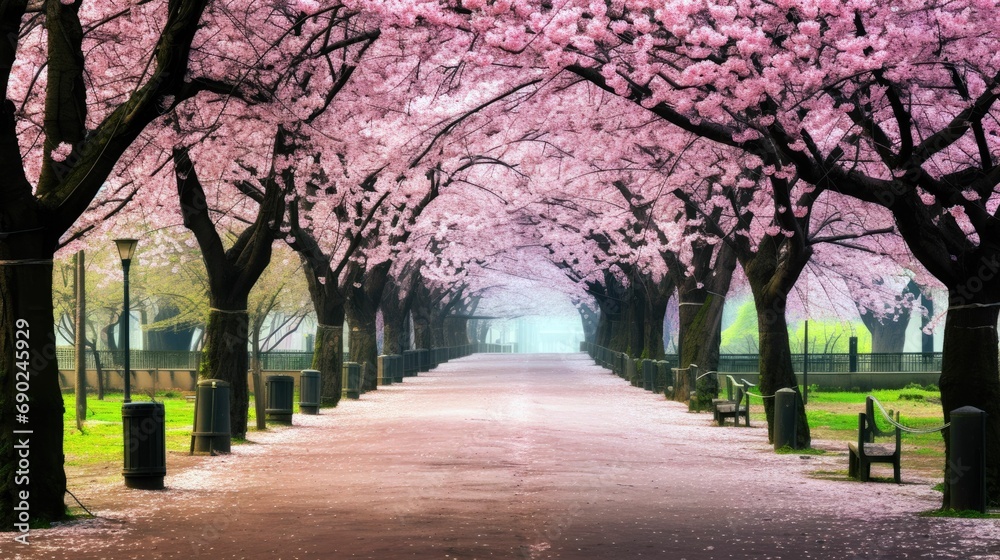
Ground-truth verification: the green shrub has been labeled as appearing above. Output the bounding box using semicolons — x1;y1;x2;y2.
898;391;925;401
924;383;939;392
162;390;180;399
904;382;924;390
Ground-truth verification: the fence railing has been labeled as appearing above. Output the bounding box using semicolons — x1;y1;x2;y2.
56;348;315;372
58;346;945;374
578;343;943;374
716;352;942;373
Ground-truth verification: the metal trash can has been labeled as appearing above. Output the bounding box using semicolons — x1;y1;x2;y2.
266;375;295;424
418;349;430;372
392;355;404;383
123;401;166;489
299;370;321;414
402;350;416;377
342;362;361;399
191;379;231;455
773;388;799;450
377;356;393;386
642;359;655;391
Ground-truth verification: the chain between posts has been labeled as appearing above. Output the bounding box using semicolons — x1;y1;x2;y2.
869;395;951;434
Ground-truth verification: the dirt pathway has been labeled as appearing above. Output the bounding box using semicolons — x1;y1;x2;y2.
8;353;1000;559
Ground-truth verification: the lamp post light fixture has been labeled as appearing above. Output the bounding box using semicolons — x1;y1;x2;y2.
114;237;166;489
114;238;138;403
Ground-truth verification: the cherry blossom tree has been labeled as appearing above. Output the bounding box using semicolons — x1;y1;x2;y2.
0;0;271;528
453;0;1000;501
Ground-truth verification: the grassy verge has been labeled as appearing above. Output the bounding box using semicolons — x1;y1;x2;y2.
62;391;272;481
738;386;948;482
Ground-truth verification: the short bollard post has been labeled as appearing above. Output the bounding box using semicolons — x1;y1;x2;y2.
418;349;430;372
773;388;798;450
642;359;655;391
265;375;295;424
191;378;231;455
377;355;392;386
948;406;987;513
298;370;321;414
625;357;636;384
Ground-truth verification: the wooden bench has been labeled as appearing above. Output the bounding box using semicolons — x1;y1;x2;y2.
714;376;753;427
711;375;737;423
848;398;901;483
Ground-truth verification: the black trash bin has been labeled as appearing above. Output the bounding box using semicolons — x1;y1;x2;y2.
266;375;295;424
299;370;321;414
392;355;404;383
377;356;393;386
342;362;361;400
642;360;655;391
191;378;231;455
123;401;166;489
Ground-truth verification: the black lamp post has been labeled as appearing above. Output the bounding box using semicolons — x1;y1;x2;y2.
114;238;138;403
114;238;166;489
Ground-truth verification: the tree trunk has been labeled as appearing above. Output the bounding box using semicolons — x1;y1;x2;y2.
381;279;413;355
344;262;391;391
347;311;379;391
670;242;737;404
382;309;407;355
643;296;667;360
939;293;1000;508
921;291;935;354
312;311;345;406
859;279;919;354
145;302;198;351
431;316;447;347
862;315;910;354
577;302;598;345
445;317;469;346
0;241;67;529
753;289;811;448
200;308;251;439
675;292;726;406
625;283;646;357
412;313;432;350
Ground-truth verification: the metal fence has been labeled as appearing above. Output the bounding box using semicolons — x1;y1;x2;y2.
55;347;201;370
57;347;945;374
716;352;942;373
56;348;313;371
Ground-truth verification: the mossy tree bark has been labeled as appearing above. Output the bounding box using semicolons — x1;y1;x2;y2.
743;235;812;449
671;243;737;405
345;262;392;391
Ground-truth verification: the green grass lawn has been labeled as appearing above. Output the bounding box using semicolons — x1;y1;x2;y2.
63;391;268;472
742;386;950;480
